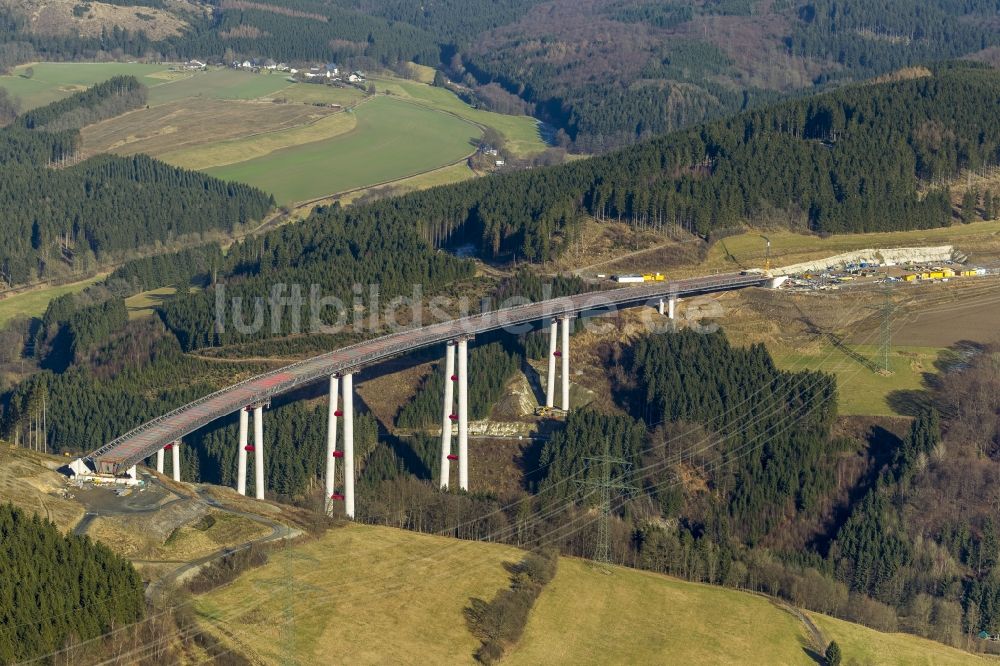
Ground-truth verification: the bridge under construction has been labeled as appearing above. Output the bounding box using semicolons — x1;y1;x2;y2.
79;272;779;517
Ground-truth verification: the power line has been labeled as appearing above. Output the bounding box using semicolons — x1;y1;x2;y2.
878;286;896;375
575;442;638;564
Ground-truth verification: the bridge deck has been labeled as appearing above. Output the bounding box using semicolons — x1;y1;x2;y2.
87;274;768;473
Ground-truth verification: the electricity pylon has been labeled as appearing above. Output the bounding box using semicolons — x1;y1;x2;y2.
576;443;638;564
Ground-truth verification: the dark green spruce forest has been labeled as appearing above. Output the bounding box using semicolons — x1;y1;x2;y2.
0;76;273;287
0;503;145;663
141;63;1000;353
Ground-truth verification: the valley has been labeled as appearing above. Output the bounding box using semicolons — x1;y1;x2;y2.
1;61;547;205
2;4;1000;664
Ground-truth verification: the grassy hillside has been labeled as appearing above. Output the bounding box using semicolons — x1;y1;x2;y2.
194;523;522;664
374;77;546;158
205;95;481;205
510;558;812;665
0;62;174;109
0;274;106;327
1;64;545;205
192;523;991;664
810;613;997;666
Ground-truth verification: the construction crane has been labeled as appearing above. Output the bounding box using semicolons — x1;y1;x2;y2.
760;235;772;271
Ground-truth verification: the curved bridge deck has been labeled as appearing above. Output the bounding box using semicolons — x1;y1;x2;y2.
87;273;768;473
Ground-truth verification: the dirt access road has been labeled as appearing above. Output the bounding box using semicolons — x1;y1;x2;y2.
143;486;301;603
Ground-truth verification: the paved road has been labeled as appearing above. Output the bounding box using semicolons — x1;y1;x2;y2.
86;272;770;473
72;482;187;536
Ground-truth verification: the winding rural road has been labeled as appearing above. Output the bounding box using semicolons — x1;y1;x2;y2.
144;485;301;603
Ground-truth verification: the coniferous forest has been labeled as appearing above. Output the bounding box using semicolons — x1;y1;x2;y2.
0;503;144;663
2;8;1000;655
3;0;997;150
142;63;1000;350
0;78;273;287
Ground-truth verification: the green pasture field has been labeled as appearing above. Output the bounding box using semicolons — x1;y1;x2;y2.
0;274;107;327
205;95;480;204
0;62;174;109
0;63;337;109
808;612;998;665
335;161;477;205
145;68;295;105
770;344;942;416
512;557;994;665
273;82;364;107
124;287;177;320
374;76;548;157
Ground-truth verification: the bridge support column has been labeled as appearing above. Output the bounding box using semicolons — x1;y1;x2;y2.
156;448;164;474
342;372;355;519
325;375;339;516
237;406;249;496
657;298;665;316
560;317;571;411
439;342;456;490
458;338;469;491
545;320;557;408
128;465;138;482
253;405;264;500
668;296;676;320
171;441;180;482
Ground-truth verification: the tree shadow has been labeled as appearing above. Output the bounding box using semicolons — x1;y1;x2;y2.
384;430;432;481
522;356;547;406
793;304;878;372
810;425;902;555
934;340;986;374
886;389;933;416
802;647;825;665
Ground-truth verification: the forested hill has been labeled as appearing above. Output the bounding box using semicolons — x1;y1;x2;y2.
136;63;1000;349
3;1;998;150
0;78;273;287
0;0;442;69
457;0;1000;150
313;63;1000;261
0;503;145;662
